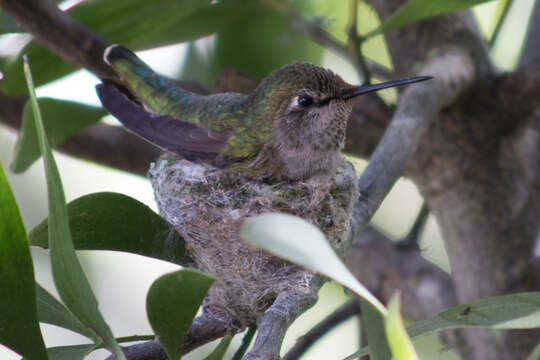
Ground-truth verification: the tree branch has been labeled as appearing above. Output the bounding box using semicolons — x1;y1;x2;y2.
349;47;476;238
0;0;116;81
519;0;540;67
347;0;371;83
283;222;458;360
261;0;393;80
243;287;320;360
0;0;393;172
396;201;429;251
282;299;361;360
105;315;229;360
346;227;457;320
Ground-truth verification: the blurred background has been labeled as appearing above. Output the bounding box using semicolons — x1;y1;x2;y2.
0;0;536;358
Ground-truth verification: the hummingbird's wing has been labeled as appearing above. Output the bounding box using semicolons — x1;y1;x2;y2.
96;83;231;161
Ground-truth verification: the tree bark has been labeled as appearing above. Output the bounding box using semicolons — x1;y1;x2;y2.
365;0;540;358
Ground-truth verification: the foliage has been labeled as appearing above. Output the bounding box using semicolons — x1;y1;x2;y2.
0;0;535;359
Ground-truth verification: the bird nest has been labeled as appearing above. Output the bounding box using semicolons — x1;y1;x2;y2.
149;155;358;329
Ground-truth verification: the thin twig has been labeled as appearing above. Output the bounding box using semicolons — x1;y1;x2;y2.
261;0;393;80
489;0;514;48
349;47;476;240
116;335;155;344
0;0;115;81
232;324;257;360
396;201;429;251
282;299;361;360
347;0;371;83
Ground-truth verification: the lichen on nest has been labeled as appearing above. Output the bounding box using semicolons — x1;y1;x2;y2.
149;155;358;329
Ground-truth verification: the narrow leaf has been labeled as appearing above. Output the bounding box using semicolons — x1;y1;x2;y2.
344;291;540;359
360;300;391;360
29;192;188;265
240;213;387;314
407;292;540;336
203;334;233;360
23;56;125;360
146;269;216;360
11;98;105;173
35;283;98;341
0;161;48;360
24;344;96;360
384;295;418;360
367;0;496;37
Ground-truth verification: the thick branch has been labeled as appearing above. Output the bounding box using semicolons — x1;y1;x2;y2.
350;48;475;238
346;227;456;320
243;286;320;360
0;0;116;81
519;0;540;67
106;315;229;360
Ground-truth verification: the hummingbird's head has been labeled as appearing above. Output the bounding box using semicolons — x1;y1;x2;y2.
248;63;354;149
248;62;431;152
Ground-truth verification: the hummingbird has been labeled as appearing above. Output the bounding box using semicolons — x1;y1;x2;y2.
96;45;431;181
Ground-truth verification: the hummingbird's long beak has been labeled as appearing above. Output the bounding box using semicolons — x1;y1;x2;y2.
340;76;433;100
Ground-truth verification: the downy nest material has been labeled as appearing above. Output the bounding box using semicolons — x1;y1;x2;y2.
149;154;358;329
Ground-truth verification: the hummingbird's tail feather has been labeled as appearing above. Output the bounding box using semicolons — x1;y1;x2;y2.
103;44;196;118
96;83;231;161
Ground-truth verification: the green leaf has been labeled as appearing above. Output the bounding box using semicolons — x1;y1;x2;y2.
384;295;418;360
203;334;233;360
367;0;496;37
407;292;540;336
360;300;391;360
211;1;323;80
345;292;540;359
0;160;48;360
24;344;97;360
23;56;125;360
146;269;216;360
1;0;243;95
11;98;105;173
29;192;188;265
292;0;349;43
35;283;98;341
240;213;387;314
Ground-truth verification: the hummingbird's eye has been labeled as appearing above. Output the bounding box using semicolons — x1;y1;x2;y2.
297;95;314;107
